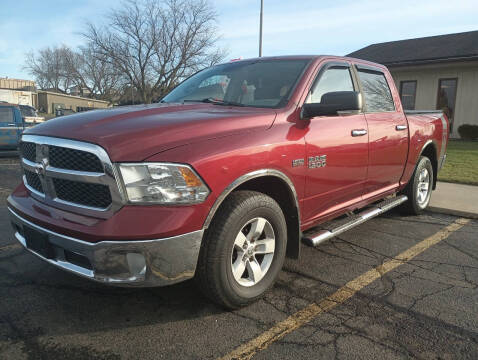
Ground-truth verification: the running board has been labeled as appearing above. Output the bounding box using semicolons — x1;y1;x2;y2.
302;195;408;247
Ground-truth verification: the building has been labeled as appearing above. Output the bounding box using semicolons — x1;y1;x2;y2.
348;30;478;137
37;90;109;114
0;78;38;108
67;85;91;97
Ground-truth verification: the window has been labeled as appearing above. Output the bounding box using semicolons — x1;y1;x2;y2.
436;78;457;132
399;81;417;110
0;107;14;123
357;70;395;112
307;67;354;104
161;59;310;108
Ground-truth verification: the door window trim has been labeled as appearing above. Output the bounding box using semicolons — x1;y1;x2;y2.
352;64;397;114
304;61;361;111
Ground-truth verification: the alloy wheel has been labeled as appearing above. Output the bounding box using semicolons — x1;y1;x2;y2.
230;217;275;287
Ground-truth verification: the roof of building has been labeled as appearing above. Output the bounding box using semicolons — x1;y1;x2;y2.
347;30;478;67
37;90;108;103
0;78;36;91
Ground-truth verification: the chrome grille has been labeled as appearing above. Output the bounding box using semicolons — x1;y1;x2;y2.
20;135;124;218
24;170;43;193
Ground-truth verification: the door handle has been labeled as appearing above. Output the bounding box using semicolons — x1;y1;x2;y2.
351;129;367;137
7;123;16;126
396;125;408;131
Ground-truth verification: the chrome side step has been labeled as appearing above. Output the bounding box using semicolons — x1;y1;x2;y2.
302;195;408;247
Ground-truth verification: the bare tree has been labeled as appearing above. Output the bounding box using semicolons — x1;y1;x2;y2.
25;44;123;103
83;0;226;103
63;45;123;102
24;45;72;92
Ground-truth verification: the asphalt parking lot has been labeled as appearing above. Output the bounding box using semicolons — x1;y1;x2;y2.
1;157;477;360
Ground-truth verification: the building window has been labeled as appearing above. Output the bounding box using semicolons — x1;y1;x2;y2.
399;81;417;110
436;78;458;133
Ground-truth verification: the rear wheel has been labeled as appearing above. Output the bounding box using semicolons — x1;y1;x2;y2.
195;190;287;309
400;156;433;215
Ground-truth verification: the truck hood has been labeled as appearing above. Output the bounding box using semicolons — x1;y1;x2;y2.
25;103;277;161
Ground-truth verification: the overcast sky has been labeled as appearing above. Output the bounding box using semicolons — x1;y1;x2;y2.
1;0;477;79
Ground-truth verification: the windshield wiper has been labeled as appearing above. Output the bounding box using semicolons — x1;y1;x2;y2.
183;98;245;107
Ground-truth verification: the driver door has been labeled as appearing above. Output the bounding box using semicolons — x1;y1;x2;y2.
302;62;369;223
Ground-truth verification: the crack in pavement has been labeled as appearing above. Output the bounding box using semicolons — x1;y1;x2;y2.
219;218;471;360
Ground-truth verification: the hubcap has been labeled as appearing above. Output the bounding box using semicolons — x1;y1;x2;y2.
231;217;275;287
417;168;431;207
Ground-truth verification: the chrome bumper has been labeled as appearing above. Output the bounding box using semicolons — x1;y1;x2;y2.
8;208;204;287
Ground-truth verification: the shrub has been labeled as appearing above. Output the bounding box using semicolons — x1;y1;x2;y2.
457;124;478;140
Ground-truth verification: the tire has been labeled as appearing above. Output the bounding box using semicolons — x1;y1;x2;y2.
195;190;287;309
400;156;434;215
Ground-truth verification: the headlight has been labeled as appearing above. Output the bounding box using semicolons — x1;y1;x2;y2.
117;163;210;204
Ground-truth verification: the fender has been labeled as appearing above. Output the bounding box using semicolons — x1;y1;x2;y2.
203;168;300;228
419;139;436;158
404;139;439;190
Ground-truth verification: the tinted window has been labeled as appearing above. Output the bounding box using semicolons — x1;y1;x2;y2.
162;59;310;108
436;78;457;132
400;81;417;110
307;67;354;103
357;70;395;112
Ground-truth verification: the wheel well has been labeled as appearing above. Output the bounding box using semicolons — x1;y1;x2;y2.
421;143;438;190
235;176;301;259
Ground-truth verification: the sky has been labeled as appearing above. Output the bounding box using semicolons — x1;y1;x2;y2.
1;0;478;80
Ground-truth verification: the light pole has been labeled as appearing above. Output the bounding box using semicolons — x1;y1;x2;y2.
259;0;263;57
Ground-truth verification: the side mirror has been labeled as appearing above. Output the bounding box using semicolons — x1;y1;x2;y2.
301;91;362;118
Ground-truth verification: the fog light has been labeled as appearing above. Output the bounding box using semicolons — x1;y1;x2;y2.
126;253;146;276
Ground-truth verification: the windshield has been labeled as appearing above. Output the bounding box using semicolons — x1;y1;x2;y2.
161;59;310;108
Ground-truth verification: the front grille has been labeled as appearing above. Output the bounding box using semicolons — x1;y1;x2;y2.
20;135;121;216
53;178;112;208
20;142;36;162
24;170;43;193
49;146;103;173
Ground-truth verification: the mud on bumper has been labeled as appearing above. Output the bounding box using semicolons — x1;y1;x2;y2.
9;208;204;287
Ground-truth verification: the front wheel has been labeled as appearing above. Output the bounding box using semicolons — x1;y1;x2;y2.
400;156;434;215
195;191;287;309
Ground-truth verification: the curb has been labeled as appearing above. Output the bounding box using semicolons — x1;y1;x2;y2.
428;206;478;220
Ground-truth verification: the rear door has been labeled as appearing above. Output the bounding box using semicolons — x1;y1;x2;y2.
0;106;21;148
354;65;409;198
303;62;369;222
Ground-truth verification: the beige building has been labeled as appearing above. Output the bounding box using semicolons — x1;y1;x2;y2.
0;78;38;108
348;30;478;137
38;90;109;114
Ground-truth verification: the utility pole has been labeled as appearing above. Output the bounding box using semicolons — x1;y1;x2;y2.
259;0;263;57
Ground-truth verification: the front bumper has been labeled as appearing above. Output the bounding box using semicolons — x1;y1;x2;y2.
9;208;204;287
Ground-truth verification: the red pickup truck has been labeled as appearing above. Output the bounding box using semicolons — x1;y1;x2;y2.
8;56;448;308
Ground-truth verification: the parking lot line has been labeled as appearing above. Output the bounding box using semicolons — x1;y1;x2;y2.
219;217;470;360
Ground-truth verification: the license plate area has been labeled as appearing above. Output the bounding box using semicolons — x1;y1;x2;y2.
24;226;55;259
